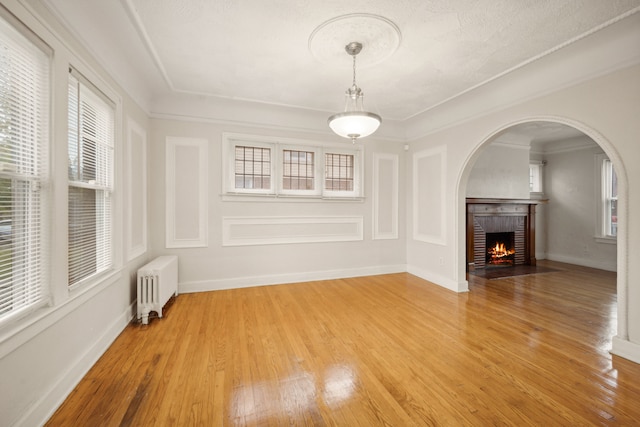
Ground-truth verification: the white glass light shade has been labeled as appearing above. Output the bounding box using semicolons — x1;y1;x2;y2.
327;111;382;140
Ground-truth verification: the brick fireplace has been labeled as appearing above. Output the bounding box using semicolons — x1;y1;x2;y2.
466;198;543;271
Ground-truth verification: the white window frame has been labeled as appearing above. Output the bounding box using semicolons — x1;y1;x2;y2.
223;136;276;195
595;154;617;244
323;148;362;199
222;133;363;200
67;68;116;290
278;144;322;197
529;160;544;195
0;10;51;324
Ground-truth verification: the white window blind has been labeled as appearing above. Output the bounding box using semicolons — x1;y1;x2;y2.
0;15;50;320
529;162;543;193
603;159;618;238
68;70;114;287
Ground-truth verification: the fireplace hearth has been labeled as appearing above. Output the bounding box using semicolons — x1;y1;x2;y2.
466;198;544;271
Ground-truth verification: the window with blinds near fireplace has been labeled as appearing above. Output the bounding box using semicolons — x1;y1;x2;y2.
0;14;50;321
602;158;617;238
67;70;115;287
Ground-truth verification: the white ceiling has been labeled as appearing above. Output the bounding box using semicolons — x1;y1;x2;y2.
44;0;640;124
494;122;595;152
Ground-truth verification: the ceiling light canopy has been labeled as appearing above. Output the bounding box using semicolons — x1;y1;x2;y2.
328;42;381;143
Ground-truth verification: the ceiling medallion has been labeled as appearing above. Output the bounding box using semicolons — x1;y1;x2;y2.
308;14;402;68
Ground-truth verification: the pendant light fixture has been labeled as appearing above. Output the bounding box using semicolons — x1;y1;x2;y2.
328;42;381;143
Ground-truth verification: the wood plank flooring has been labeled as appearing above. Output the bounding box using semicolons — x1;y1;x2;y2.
45;260;640;426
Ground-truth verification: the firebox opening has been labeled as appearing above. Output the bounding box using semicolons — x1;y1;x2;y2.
486;232;516;267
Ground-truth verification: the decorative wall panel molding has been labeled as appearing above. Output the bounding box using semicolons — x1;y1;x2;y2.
413;146;447;245
373;152;399;240
222;216;364;246
126;118;147;260
166;137;208;248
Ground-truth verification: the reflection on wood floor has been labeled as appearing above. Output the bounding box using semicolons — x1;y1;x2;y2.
46;260;640;426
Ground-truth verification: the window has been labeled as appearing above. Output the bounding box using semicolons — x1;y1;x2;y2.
223;133;362;199
595;154;617;243
279;146;321;196
323;150;360;198
234;145;271;190
529;161;544;194
0;14;50;320
228;141;274;195
602;158;617;238
68;70;115;287
283;149;314;190
325;153;354;191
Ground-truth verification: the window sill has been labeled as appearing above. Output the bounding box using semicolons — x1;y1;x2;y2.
221;193;365;203
594;236;617;245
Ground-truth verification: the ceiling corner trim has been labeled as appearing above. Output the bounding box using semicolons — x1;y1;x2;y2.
119;0;176;92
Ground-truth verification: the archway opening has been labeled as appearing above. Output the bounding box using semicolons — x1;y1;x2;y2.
457;118;628;345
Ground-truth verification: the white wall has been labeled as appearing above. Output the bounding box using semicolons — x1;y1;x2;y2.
466;143;530;199
149;119;407;291
0;1;151;426
543;141;617;271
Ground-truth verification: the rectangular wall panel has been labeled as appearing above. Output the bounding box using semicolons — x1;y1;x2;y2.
413;146;447;245
373;153;399;239
222;216;364;246
166;137;208;248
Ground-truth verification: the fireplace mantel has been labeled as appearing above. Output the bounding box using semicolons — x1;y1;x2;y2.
466;198;547;271
466;198;546;205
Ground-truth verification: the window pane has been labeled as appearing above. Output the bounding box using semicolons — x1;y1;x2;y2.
610;199;617;237
68;186;97;284
234;146;271;189
325;153;354;191
603;159;618;238
68;72;114;286
0;16;49;319
283;149;314;190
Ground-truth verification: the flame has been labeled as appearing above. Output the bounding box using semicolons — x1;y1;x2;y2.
488;242;515;259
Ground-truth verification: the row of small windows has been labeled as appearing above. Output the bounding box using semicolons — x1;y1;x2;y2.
230;143;359;197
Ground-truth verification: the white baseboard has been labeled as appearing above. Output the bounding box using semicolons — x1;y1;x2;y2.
611;336;640;364
546;253;617;272
179;264;408;293
18;302;136;427
406;265;468;293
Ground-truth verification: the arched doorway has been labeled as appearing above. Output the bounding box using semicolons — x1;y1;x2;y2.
456;116;629;344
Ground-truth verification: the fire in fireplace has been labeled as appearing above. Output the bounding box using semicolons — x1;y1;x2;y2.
486;232;515;267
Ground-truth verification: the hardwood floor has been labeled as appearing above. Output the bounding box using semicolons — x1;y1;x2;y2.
46;260;640;426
